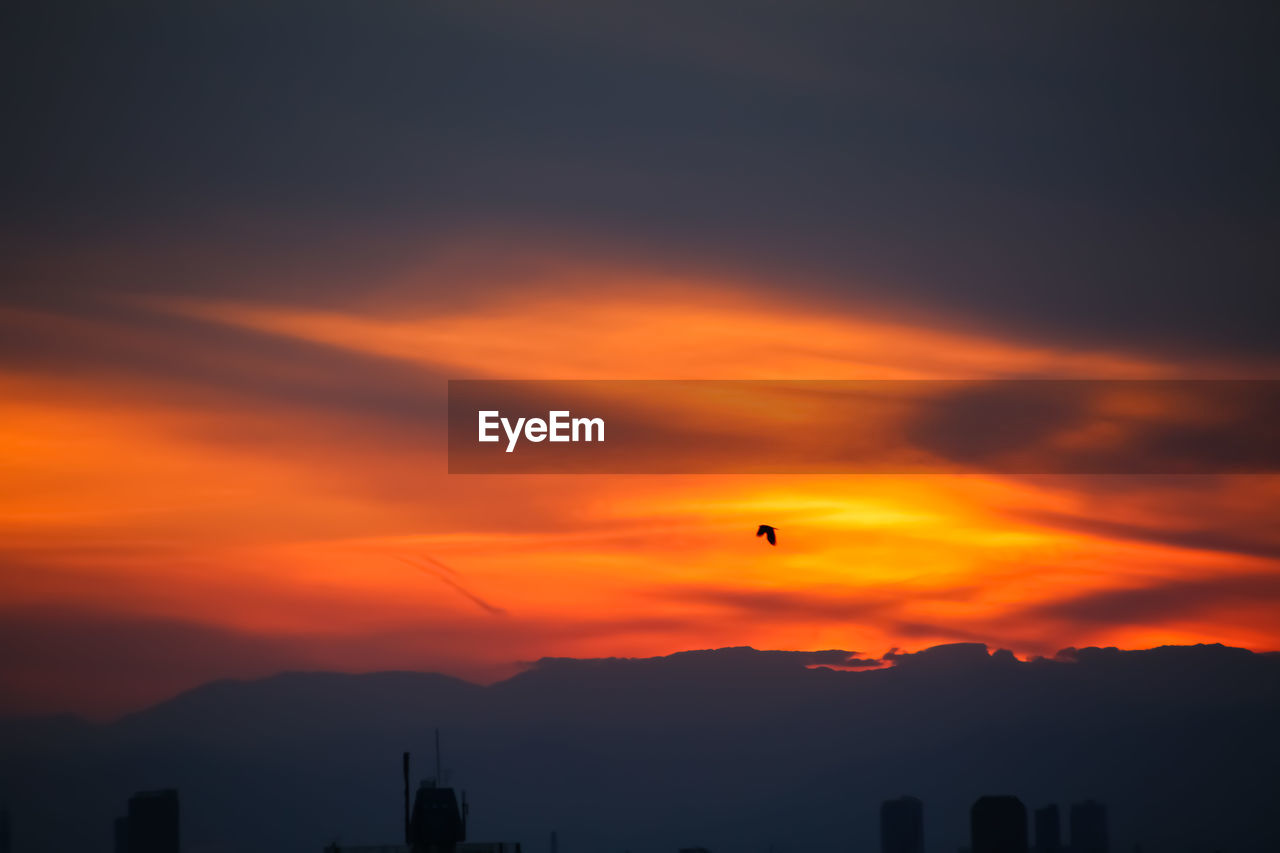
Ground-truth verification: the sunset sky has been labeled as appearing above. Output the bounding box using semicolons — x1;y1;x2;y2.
2;1;1278;719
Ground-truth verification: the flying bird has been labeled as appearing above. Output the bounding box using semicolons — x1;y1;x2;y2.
756;524;777;546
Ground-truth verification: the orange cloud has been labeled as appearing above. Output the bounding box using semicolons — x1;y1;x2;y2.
2;251;1276;718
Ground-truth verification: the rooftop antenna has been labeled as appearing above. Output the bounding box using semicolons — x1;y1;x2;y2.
435;728;442;786
403;752;412;844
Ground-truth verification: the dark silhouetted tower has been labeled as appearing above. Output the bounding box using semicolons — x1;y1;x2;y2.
1;806;10;853
114;816;129;853
405;752;413;844
126;789;179;853
971;796;1027;853
1069;801;1108;853
881;796;924;853
409;781;467;853
1034;805;1060;853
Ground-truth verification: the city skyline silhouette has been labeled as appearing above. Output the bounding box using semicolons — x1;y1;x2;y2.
3;642;1276;853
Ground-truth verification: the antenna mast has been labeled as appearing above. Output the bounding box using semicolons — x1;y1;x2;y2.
403;752;412;843
435;728;442;785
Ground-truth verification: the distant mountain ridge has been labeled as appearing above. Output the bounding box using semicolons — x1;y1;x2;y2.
2;643;1278;853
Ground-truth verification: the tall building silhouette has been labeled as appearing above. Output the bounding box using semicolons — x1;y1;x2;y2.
114;816;129;853
1069;801;1108;853
1033;805;1060;853
971;796;1027;853
118;789;179;853
409;781;467;853
329;747;521;853
1;806;10;853
881;796;924;853
403;745;468;853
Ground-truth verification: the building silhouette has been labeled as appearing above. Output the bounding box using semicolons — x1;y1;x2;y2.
114;816;129;853
1069;801;1108;853
400;744;467;853
881;796;924;853
1033;805;1060;853
115;789;179;853
971;796;1027;853
1;806;10;853
409;781;467;853
322;747;520;853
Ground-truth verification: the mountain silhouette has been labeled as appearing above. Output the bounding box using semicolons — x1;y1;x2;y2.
1;643;1277;853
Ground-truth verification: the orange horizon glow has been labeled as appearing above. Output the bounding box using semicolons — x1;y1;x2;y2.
3;247;1278;720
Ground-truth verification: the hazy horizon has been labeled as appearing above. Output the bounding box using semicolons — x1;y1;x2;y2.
7;638;1276;723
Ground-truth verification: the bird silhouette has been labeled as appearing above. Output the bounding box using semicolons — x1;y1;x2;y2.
756;524;777;546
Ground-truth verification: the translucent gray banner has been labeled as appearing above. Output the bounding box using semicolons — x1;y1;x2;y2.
448;380;1280;474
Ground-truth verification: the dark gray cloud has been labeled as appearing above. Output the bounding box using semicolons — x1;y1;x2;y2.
3;0;1278;360
1025;571;1280;626
901;381;1280;473
0;602;713;718
1009;508;1280;561
0;605;304;718
881;642;1014;670
0;302;447;412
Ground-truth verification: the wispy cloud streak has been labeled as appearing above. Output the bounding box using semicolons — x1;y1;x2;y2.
398;555;508;617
